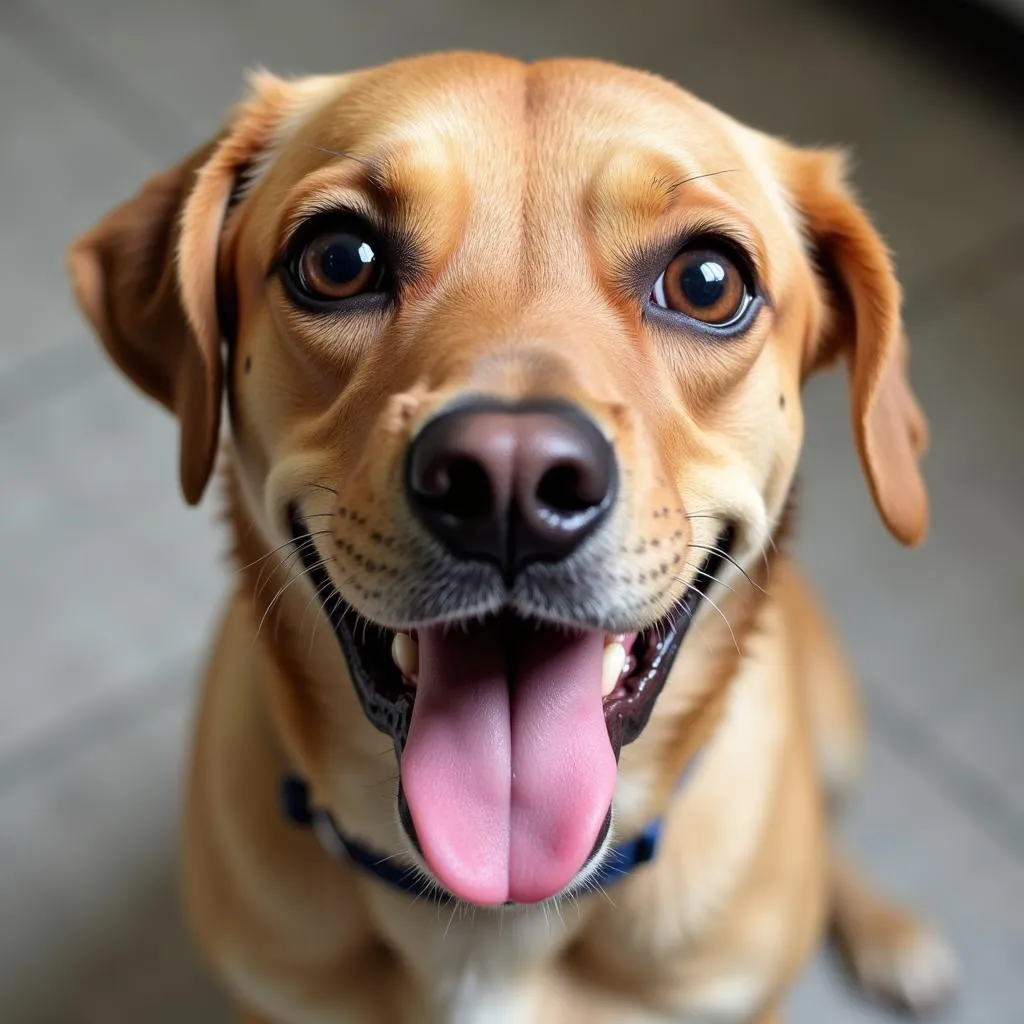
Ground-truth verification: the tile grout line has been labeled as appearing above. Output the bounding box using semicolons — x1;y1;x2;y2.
866;677;1024;868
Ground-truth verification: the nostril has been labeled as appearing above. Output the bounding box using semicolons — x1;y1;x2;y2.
417;456;494;521
535;463;597;515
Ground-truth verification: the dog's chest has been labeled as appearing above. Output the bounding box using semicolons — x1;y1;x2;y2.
402;919;765;1024
433;967;530;1024
393;909;558;1023
429;967;762;1024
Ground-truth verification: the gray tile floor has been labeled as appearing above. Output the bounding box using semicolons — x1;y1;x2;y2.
0;1;1021;1020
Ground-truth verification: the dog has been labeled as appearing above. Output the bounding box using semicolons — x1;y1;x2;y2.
68;52;957;1024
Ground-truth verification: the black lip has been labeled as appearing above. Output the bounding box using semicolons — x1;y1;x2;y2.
603;527;732;751
287;504;733;759
289;508;414;746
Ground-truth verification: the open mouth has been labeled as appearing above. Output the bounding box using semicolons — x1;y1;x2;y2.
287;505;732;904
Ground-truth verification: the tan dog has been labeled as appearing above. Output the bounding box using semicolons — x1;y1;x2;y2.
68;53;956;1023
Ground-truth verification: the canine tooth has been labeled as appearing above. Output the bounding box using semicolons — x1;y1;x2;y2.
391;632;418;680
602;642;627;697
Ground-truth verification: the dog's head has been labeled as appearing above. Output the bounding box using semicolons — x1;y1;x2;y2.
69;53;927;907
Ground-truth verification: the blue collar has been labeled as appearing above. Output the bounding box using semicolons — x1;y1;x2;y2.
280;754;702;901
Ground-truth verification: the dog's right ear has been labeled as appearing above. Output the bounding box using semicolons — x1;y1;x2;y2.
67;71;310;504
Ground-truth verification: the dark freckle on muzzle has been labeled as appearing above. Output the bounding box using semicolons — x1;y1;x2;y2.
403;399;618;583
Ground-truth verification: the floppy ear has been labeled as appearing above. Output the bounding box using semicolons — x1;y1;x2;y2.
67;71;301;504
787;148;929;546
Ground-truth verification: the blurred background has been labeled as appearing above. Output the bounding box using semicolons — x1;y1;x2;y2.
0;0;1021;1020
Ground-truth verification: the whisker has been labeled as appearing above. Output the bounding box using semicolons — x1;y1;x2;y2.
272;569;311;647
552;897;566;929
274;557;337;647
255;555;330;642
443;900;460;939
263;569;317;645
673;590;715;655
583;874;616;908
235;533;321;576
682;562;737;596
664;168;739;196
308;144;375;169
760;530;777;583
687;543;764;594
246;545;293;583
254;543;305;604
360;773;400;791
369;850;407;866
644;589;674;644
570;888;583;921
407;874;431;910
306;482;339;496
685;508;773;585
308;588;334;656
301;577;337;649
694;587;740;654
302;575;335;618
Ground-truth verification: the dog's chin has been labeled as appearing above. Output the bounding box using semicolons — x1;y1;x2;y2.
286;505;733;905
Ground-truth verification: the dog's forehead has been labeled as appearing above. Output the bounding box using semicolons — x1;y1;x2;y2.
282;56;783;210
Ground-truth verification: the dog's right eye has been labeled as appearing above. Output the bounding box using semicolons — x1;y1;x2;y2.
281;216;389;307
298;232;382;300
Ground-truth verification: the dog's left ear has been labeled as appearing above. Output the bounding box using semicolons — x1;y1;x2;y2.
785;148;929;546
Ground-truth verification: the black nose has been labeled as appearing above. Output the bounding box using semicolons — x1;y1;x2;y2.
405;401;617;579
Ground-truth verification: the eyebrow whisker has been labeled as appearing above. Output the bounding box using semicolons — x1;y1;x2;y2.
665;168;740;198
308;144;375;170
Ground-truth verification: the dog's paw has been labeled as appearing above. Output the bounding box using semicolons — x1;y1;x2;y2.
845;916;958;1014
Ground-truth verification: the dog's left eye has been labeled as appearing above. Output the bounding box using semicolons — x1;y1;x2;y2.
651;246;752;328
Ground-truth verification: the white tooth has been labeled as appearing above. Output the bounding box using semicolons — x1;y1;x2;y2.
602;642;627;697
391;632;419;681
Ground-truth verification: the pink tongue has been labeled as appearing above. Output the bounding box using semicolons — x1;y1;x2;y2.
401;619;616;905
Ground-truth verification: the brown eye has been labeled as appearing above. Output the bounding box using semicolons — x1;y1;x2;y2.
652;247;751;326
296;231;382;301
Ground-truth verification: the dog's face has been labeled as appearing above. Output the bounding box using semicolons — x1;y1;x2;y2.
70;53;927;907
